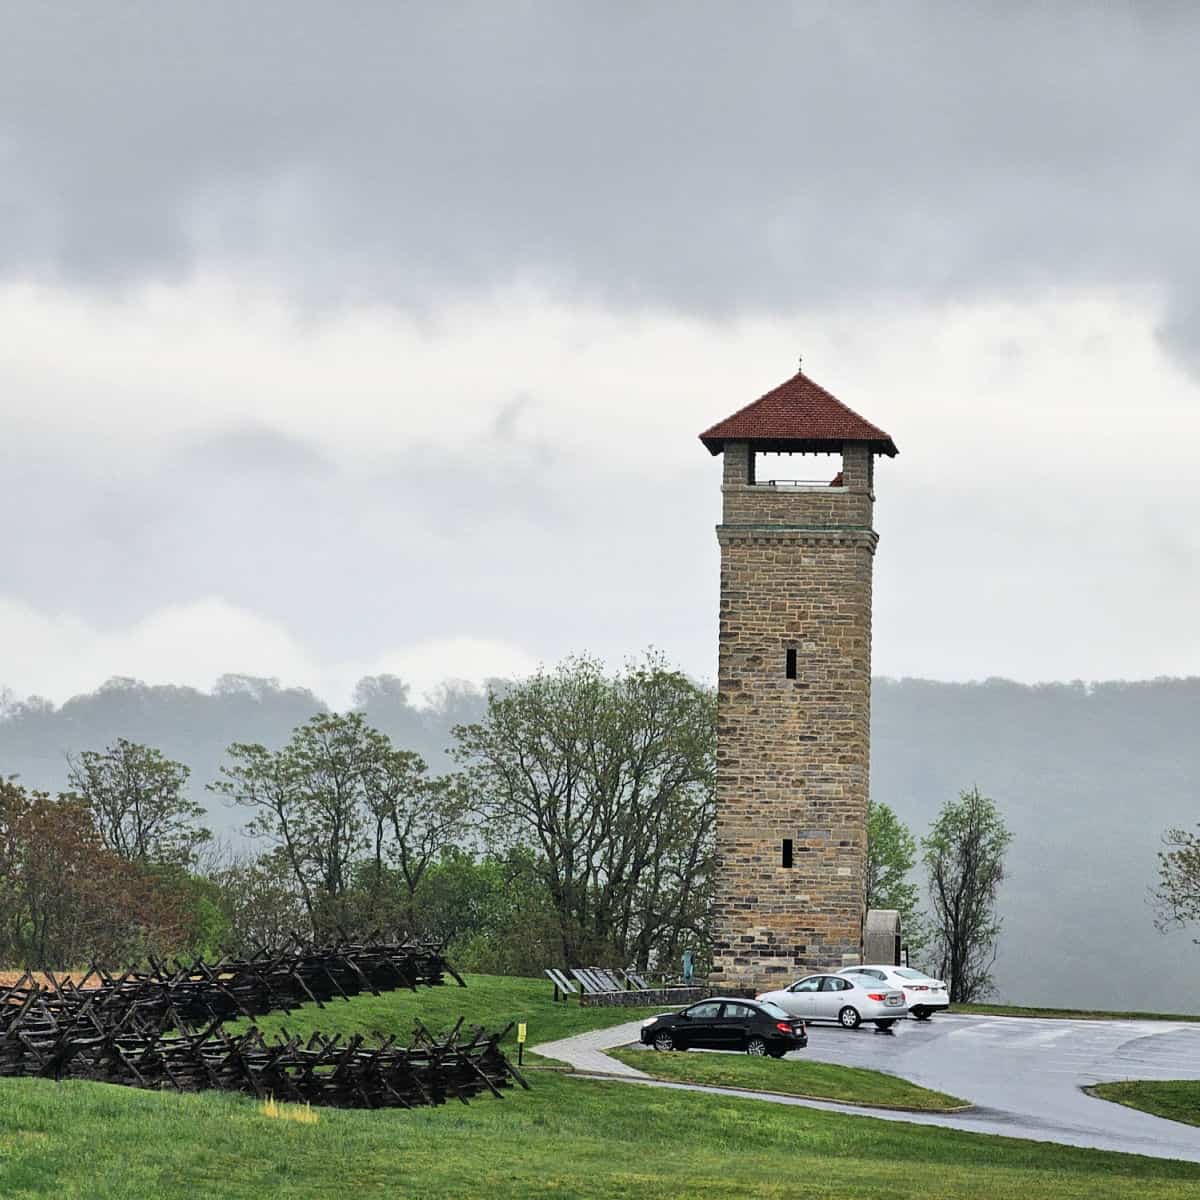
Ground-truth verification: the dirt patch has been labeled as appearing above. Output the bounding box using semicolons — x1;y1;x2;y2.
0;968;98;990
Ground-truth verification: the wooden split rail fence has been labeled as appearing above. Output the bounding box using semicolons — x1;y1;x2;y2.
3;935;463;1029
0;938;527;1110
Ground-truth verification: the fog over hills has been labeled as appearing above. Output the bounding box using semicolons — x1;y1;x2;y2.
870;677;1200;1010
3;673;1197;1012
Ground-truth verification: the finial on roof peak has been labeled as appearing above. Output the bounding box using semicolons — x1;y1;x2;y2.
797;355;803;374
697;365;898;457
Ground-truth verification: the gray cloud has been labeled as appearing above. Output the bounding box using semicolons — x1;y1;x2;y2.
4;4;1200;363
2;1;1200;708
0;419;716;670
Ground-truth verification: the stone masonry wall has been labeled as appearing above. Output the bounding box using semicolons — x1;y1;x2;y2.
578;986;711;1008
721;484;873;528
710;442;877;993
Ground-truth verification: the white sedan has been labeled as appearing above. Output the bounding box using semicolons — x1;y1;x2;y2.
757;973;908;1030
837;965;949;1020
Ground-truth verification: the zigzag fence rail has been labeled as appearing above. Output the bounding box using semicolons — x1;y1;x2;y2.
0;937;527;1110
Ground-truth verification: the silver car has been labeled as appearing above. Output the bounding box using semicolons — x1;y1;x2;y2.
837;965;949;1020
757;972;908;1030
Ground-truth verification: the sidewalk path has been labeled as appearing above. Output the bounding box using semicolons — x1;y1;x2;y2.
532;1020;650;1077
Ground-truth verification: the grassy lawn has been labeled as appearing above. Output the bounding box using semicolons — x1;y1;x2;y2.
609;1046;967;1110
956;1003;1200;1022
6;975;1200;1197
224;972;665;1064
1086;1081;1200;1128
4;1069;1200;1198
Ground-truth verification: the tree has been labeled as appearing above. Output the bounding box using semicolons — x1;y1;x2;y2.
212;713;374;934
922;787;1011;1002
66;738;210;866
1152;825;1200;940
412;847;562;975
211;712;465;937
206;851;311;954
865;799;927;954
363;753;468;926
210;739;319;918
0;778;190;968
453;653;716;967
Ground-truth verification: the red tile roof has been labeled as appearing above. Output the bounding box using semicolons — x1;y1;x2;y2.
699;371;898;456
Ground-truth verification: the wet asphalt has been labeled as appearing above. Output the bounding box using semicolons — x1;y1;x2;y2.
536;1012;1200;1162
793;1011;1200;1161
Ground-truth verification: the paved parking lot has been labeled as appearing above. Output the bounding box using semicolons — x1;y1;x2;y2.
799;1011;1200;1159
536;1012;1200;1162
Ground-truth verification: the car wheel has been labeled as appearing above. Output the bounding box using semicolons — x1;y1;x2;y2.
838;1006;862;1030
746;1036;768;1056
875;1019;897;1030
767;1048;787;1059
653;1031;674;1051
912;1008;932;1021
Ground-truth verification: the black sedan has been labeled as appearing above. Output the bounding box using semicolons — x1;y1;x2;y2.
638;997;808;1057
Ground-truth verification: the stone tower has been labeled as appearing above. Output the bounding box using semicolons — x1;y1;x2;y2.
699;369;898;992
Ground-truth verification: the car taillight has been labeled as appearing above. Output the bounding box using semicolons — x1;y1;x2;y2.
775;1022;793;1033
867;992;887;1002
909;984;928;991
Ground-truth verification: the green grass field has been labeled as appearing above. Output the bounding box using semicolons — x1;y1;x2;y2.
609;1046;967;1110
1086;1081;1200;1128
225;972;664;1064
4;1068;1200;1198
956;1003;1200;1022
4;974;1200;1198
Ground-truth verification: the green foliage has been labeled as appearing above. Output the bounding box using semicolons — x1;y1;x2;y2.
454;652;715;968
0;778;193;968
9;673;1200;1011
210;713;465;938
145;865;233;961
865;800;927;955
66;738;209;867
922;787;1012;1002
208;852;310;953
420;849;561;975
361;755;467;928
1153;825;1200;942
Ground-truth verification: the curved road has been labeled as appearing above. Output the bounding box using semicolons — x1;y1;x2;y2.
533;1012;1200;1162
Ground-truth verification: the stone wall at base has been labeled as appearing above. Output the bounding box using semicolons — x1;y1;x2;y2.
578;986;712;1008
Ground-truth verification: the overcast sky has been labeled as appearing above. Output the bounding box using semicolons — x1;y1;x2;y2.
2;2;1198;707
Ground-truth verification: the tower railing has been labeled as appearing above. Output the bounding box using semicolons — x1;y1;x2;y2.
756;478;844;488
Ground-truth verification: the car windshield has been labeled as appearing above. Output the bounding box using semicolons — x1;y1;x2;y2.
894;968;932;980
758;1001;791;1020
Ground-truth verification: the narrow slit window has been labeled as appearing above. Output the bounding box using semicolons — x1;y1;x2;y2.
785;648;797;679
782;838;793;868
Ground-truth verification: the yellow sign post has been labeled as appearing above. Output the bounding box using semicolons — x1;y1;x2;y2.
517;1023;527;1066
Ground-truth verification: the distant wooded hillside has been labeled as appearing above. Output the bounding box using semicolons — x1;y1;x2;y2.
3;673;1197;1010
871;676;1200;1010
